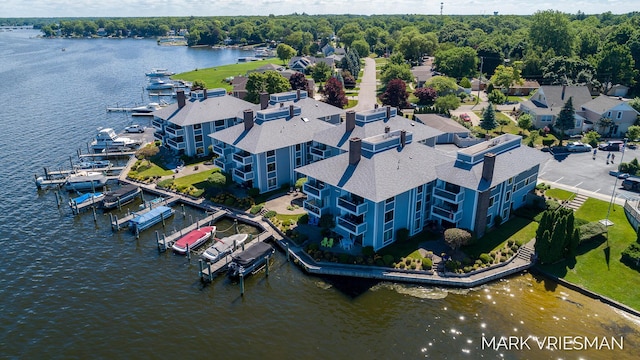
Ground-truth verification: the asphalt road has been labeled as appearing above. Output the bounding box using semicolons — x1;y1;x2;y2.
538;146;640;205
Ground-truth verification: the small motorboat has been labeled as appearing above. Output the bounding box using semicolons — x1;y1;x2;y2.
102;184;141;210
172;226;216;254
75;160;111;169
63;171;108;191
145;68;174;77
202;233;249;263
129;206;174;233
68;192;105;207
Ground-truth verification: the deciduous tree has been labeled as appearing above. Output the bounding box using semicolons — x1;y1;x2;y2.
311;61;333;83
380;79;409;108
276;43;297;65
323;77;348;108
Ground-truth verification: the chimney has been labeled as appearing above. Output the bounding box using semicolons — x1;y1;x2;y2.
289;104;295;118
561;85;566;100
296;89;301;101
374;103;378;109
384;126;390;134
243;109;254;131
400;130;407;148
203;89;208;100
177;90;186;108
386;105;391;120
345;110;355;132
349;138;362;165
260;92;269;110
481;153;496;182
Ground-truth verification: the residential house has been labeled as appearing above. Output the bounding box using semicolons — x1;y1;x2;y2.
580;95;640;137
288;56;335;74
606;84;629;98
413;114;478;146
507;80;540;96
296;131;546;250
519;85;592;135
152;89;257;157
209;90;345;193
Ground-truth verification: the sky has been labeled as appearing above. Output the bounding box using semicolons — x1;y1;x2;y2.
2;0;637;18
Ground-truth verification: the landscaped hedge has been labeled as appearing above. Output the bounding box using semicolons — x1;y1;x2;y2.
579;221;607;243
621;243;640;270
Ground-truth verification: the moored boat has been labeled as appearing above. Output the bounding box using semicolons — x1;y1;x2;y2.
227;241;274;279
102;184;141;209
145;68;174;77
172;226;216;254
129;205;174;233
68;192;105;207
63;171;108;191
146;79;174;90
91;128;140;152
75;160;111;169
202;233;249;263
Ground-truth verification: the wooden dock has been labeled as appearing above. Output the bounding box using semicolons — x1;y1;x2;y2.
156;209;228;250
79;151;136;159
109;195;181;231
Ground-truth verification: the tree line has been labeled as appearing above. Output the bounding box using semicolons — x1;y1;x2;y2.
20;11;640;95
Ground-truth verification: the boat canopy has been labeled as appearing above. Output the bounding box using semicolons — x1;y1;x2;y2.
231;242;273;267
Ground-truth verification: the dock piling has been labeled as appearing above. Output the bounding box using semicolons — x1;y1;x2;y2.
208;262;213;282
186;243;190;261
155;231;161;251
161;212;165;227
234;219;238;234
92;206;97;222
115;215;120;231
135;226;139;239
54;190;60;208
240;273;245;296
181;204;186;218
198;259;203;279
286;242;290;262
109;213;114;230
265;255;270;277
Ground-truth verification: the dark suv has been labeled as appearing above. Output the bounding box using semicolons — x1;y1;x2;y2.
598;140;624;151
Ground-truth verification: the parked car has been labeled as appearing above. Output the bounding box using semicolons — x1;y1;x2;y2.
622;177;640;191
566;142;592;152
598;140;624;151
124;124;145;133
459;113;471;122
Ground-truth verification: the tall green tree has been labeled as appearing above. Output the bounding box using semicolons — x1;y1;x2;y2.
350;39;370;58
434;46;478;79
480;103;498;133
396;29;438;64
490;65;523;90
311;61;333;83
245;71;290;103
529;10;574;57
555;97;575;145
276;43;296;65
517;113;533;134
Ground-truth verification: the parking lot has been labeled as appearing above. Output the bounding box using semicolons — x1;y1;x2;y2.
538;146;640;204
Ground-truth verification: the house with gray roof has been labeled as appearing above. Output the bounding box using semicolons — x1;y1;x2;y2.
296;132;546;250
519;85;592;135
580;95;639;137
151;89;257;157
209;90;345;193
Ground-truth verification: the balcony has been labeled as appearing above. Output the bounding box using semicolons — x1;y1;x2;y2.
165;126;184;138
232;151;253;166
303;198;329;217
213;144;232;157
153;132;164;142
433;186;464;203
166;137;185;150
303;181;329;198
151;119;164;130
233;166;254;182
431;204;463;223
337;196;368;215
336;215;367;235
310;145;330;159
214;157;227;170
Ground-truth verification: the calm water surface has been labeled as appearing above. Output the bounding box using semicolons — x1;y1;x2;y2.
1;30;639;360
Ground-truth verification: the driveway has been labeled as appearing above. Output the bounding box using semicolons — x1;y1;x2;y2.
350;57;378;112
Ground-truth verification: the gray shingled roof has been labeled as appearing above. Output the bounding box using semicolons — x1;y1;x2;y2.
210;115;336;154
414;114;470;134
435;146;548;192
581;94;639;115
296;143;453;203
539;86;592;111
153;94;257;127
273;97;345;119
313;115;443;151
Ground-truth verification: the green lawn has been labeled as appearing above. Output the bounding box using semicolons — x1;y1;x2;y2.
133;160;174;178
172;168;218;188
377;230;440;259
545;188;575;201
539;198;640;310
173;58;282;91
463;216;537;258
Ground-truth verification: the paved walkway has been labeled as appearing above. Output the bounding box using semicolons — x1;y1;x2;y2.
350;57;378;112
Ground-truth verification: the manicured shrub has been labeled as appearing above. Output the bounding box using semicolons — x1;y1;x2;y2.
405;258;412;266
298;214;309;224
249;204;264;214
362;246;375;257
383;254;395;266
579;222;607;243
444;228;473;250
621;243;640;270
264;210;277;218
479;253;492;264
307;242;319;251
422;257;433;269
248;188;260;197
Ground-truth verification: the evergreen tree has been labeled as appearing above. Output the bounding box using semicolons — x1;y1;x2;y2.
480;103;498;133
548;216;567;263
556;97;575;146
568;228;580;257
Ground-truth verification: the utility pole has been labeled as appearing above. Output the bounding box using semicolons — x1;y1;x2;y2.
477;56;484;103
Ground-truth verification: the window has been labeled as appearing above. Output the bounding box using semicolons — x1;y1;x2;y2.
296;157;302;166
214;120;224;127
617;111;622;119
267;150;275;157
195;134;203;142
383;228;393;243
486;215;492;225
194;124;202;130
607;111;611;118
505;192;511;201
385;197;394;204
267;163;275;172
384;210;394;223
295;143;301;151
417;185;423;194
268;178;277;188
508;177;513;184
489;196;495;207
525;178;530;185
575;120;581;128
416;201;422;212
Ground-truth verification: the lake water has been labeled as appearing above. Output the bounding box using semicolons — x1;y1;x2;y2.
1;30;640;359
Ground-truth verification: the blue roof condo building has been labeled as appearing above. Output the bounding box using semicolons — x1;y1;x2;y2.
296;131;547;251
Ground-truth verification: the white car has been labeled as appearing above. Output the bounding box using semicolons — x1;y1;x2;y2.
566;142;592;152
124;124;145;133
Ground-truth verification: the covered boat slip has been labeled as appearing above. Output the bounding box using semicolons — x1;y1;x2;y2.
171;225;216;254
227;241;275;279
102;184;142;209
199;237;273;282
68;192;104;214
128;206;175;233
158;210;227;251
